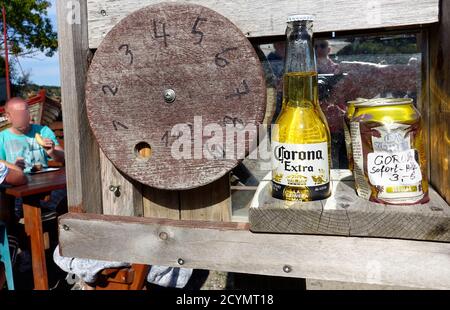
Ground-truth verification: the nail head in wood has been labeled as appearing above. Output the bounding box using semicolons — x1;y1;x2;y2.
159;232;169;240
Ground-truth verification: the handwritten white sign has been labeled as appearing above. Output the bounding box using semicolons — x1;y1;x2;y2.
367;149;422;186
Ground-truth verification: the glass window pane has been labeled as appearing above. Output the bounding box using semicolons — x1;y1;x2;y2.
255;33;421;170
231;32;423;216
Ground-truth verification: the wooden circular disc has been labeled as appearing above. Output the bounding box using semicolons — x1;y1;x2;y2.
86;3;266;190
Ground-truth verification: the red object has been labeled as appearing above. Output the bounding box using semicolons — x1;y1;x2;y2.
2;5;10;99
0;89;46;113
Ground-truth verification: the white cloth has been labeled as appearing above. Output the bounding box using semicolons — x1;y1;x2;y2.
53;246;129;283
147;265;193;288
53;246;192;288
0;162;9;184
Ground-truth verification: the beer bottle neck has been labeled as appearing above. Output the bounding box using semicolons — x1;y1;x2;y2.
284;20;316;73
283;71;318;108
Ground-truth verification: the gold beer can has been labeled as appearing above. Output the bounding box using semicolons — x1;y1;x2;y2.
350;98;429;204
344;98;367;172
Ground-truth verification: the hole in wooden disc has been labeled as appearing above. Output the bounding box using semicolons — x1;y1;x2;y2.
134;142;152;160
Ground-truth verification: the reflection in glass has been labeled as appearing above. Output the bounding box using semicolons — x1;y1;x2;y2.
256;33;421;169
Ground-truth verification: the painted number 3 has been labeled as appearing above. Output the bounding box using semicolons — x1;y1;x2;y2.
118;44;133;65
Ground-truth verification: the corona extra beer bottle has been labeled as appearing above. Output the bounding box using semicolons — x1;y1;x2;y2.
271;15;331;201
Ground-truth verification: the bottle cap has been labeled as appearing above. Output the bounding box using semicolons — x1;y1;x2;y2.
287;14;315;23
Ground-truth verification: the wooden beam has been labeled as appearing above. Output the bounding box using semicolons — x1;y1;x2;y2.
142;186;180;220
142;173;231;221
429;0;450;204
100;150;143;217
305;278;422;290
249;175;450;241
418;30;431;181
59;212;450;289
86;0;439;49
180;174;231;221
57;0;102;213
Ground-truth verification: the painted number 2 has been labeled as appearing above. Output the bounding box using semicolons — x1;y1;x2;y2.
102;85;118;96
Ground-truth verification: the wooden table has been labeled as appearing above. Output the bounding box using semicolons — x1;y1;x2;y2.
5;168;66;290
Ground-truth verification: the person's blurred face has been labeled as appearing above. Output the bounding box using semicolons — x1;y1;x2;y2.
274;41;286;58
315;41;331;59
6;100;31;132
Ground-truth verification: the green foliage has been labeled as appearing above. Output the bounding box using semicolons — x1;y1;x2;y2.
13;82;61;99
0;0;57;57
337;36;418;56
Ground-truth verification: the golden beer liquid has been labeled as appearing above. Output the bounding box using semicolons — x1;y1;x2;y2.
272;71;331;201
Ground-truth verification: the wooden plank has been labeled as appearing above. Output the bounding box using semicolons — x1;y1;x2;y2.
180;174;231;221
57;0;102;213
86;0;439;49
142;173;231;221
58;212;450;289
429;0;450;204
100;150;143;217
179;173;232;290
418;30;431;180
142;186;180;220
305;279;422;290
249;173;450;241
100;151;146;290
23;204;48;290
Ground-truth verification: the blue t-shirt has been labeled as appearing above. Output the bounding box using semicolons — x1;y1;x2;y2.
0;124;59;173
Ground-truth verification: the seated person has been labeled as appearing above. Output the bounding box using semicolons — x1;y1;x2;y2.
0;160;27;186
0;97;66;217
0;160;27;271
0;97;64;172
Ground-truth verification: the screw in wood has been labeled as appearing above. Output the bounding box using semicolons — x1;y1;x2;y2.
159;232;168;240
283;265;292;273
109;185;121;197
163;89;176;103
177;258;185;265
100;9;107;16
62;224;70;231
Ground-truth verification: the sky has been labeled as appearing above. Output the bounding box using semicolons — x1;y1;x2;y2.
15;0;60;86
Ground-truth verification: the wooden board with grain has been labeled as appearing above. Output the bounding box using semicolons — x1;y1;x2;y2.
85;2;266;190
100;149;143;217
249;172;450;242
180;173;231;221
429;0;450;204
58;212;450;289
57;0;102;213
86;0;440;49
143;186;181;220
142;175;231;222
